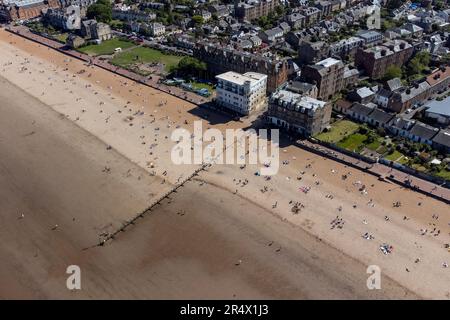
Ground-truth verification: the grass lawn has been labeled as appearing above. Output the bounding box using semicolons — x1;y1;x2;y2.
411;164;428;172
315;120;360;143
376;145;388;155
190;81;214;92
54;33;68;43
111;47;182;72
78;38;136;56
435;169;450;181
384;150;404;162
366;139;382;151
397;156;409;165
337;133;367;151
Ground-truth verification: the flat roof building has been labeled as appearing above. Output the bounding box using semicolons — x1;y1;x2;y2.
215;71;268;116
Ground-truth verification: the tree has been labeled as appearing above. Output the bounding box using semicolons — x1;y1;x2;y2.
406;51;430;77
173;57;207;77
382;20;395;32
110;20;124;30
383;65;402;81
87;0;112;23
275;5;285;16
387;0;403;9
192;15;204;26
434;0;445;11
442;53;450;65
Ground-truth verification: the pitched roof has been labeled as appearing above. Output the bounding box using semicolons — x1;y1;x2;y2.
432;130;450;148
386;78;403;91
425;96;450;117
399;82;431;102
403;23;423;33
286;81;316;94
426;66;450;87
409;122;439;140
279;22;290;31
389;116;415;130
367;108;395;124
355;87;374;99
334;99;353;110
264;27;283;38
377;88;393;98
349;102;375;116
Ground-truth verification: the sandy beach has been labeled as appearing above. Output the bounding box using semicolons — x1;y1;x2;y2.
0;28;449;299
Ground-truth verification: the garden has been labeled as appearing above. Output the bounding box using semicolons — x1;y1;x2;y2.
315;119;450;182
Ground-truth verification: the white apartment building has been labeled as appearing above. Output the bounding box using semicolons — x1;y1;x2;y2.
215;71;268;115
149;22;165;36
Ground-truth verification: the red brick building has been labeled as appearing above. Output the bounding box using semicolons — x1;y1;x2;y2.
355;40;414;80
0;0;60;22
234;0;280;22
426;66;450;95
194;42;288;93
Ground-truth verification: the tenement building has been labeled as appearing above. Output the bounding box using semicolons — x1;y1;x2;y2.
355;40;414;79
267;89;332;136
215;71;268;115
300;57;345;101
234;0;280;22
194;42;288;93
43;5;81;31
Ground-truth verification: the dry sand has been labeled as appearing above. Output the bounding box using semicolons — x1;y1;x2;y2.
0;29;449;299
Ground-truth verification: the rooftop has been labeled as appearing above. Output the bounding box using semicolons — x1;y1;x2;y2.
399;82;431;102
389;116;415;130
356;29;383;39
3;0;42;6
426;66;450;87
409;122;439;140
271;90;326;112
432;130;450;148
356;87;374;99
216;71;267;85
286;81;316;94
386;78;403;92
315;57;341;68
368;108;395;124
349;102;375;116
425;96;450;117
